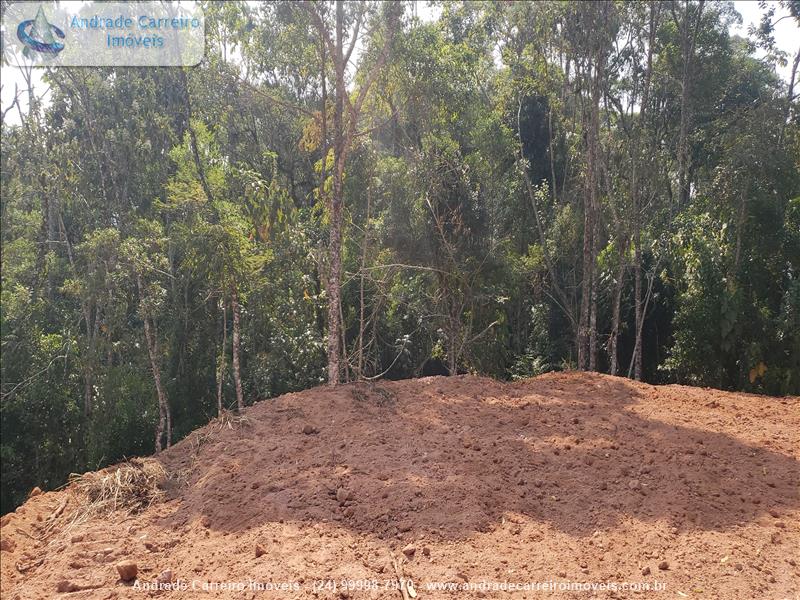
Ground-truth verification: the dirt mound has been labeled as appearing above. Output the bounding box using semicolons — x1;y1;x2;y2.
1;372;798;599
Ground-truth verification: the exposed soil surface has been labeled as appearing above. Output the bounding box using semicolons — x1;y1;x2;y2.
1;372;798;599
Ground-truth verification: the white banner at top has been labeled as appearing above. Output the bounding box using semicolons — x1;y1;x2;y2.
2;1;205;67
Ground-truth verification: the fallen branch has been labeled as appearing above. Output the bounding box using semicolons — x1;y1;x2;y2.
391;553;412;600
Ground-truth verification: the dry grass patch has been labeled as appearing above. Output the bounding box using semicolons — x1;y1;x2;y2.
68;458;166;519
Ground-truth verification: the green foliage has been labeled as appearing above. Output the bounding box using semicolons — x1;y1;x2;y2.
2;0;799;513
509;303;556;380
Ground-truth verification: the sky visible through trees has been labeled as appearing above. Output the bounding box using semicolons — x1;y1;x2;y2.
1;0;799;513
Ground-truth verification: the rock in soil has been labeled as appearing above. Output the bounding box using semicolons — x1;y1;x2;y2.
56;580;79;593
157;569;173;584
115;560;138;582
336;487;350;504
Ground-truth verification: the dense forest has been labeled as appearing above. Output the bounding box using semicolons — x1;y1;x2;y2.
2;0;799;513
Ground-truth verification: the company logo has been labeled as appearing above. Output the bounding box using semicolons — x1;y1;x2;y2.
3;2;205;67
17;6;65;57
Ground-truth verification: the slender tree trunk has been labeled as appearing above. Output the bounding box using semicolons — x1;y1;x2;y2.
589;206;599;371
316;39;329;350
180;68;216;208
629;247;665;381
87;303;101;415
780;47;799;145
216;301;227;417
579;51;602;371
327;169;344;385
674;0;704;208
630;123;644;381
339;291;349;382
139;275;169;453
631;218;643;380
448;307;459;376
231;286;244;411
578;119;593;370
58;211;95;415
305;0;394;385
357;187;371;379
42;171;58;298
589;16;607;373
733;183;748;278
320;36;328;196
629;3;659;381
518;101;577;337
165;382;172;448
83;305;96;416
84;376;93;417
326;1;346;386
609;254;626;376
677;85;689;208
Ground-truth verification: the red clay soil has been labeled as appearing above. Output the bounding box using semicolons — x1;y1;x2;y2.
1;372;798;599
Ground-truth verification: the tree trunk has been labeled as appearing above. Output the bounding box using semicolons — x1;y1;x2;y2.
780;47;799;144
733;183;748;279
59;211;95;416
139;275;169;453
589;204;599;372
339;290;349;382
609;254;625;376
165;380;172;448
231;286;244;411
579;46;603;371
318;31;333;380
327;168;344;385
677;83;689;207
86;303;101;416
630;115;644;381
517;101;577;337
674;0;704;208
326;0;346;386
83;304;95;416
84;376;93;417
632;222;643;380
180;68;215;208
216;301;227;416
578;137;593;370
448;309;459;376
450;300;458;376
357;186;371;379
629;3;659;381
305;0;394;385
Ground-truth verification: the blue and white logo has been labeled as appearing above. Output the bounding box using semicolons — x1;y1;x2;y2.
4;2;205;67
16;6;65;57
